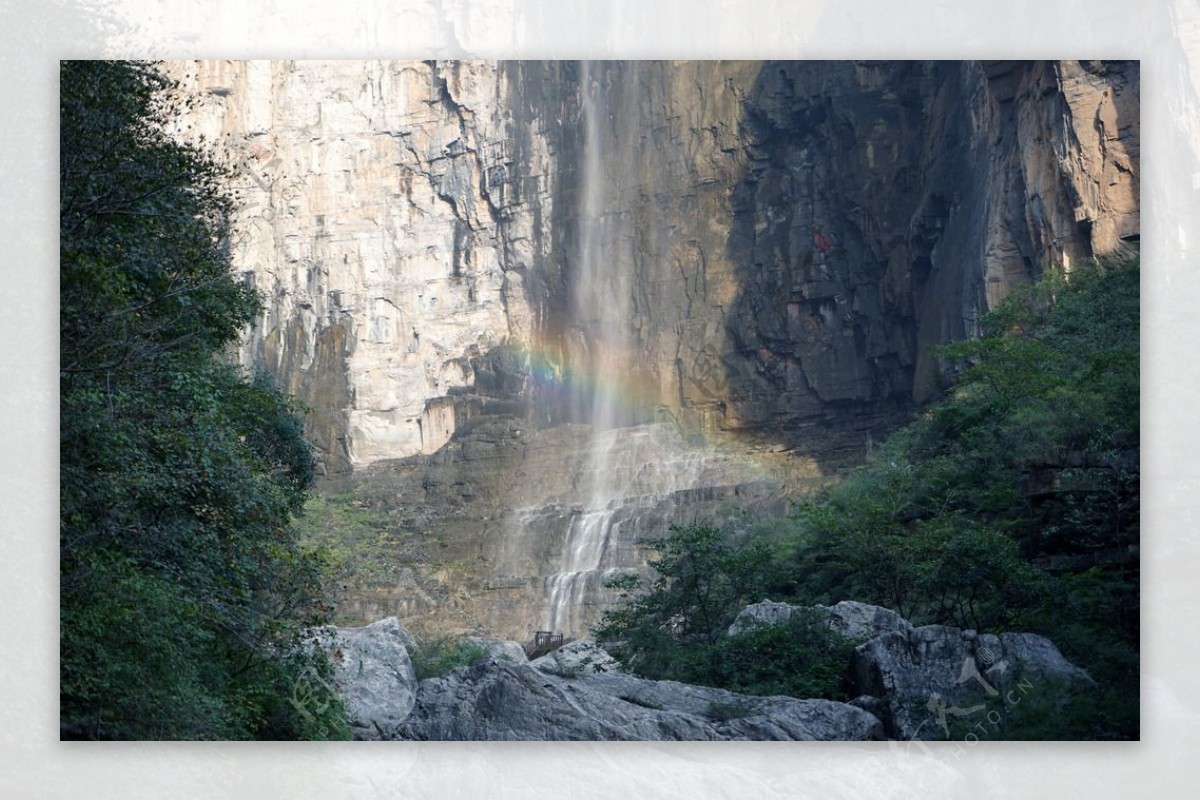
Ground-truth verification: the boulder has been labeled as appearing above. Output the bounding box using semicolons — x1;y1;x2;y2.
852;624;1095;740
315;617;419;740
727;600;802;635
727;599;912;642
528;638;620;677
464;636;528;664
819;600;913;642
396;653;883;741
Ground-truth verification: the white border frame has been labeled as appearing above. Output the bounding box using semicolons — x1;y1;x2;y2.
9;1;1195;797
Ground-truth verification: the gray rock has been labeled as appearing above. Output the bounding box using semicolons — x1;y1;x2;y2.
848;694;887;720
528;638;620;677
311;611;1092;742
852;624;1094;740
315;617;419;740
395;658;883;741
728;599;912;643
464;636;528;665
727;600;802;635
818;600;913;642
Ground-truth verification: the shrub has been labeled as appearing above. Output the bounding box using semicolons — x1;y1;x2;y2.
409;635;488;679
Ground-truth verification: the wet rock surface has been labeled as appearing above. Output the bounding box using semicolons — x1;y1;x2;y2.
337;420;822;639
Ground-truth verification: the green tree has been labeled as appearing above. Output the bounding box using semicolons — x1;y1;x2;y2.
784;258;1139;737
593;523;850;696
595;524;771;644
594;524;756;677
708;611;855;700
60;60;346;740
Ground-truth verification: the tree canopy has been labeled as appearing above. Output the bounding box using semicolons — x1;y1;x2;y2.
60;60;346;740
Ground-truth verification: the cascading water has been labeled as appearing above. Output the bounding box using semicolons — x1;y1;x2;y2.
543;59;630;635
540;423;769;636
491;62;785;639
570;59;633;431
539;61;761;636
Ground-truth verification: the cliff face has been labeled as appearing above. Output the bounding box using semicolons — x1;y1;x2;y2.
173;59;1138;473
171;61;554;473
170;60;1138;638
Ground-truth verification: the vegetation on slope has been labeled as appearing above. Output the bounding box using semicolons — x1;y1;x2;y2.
60;61;347;739
596;258;1139;739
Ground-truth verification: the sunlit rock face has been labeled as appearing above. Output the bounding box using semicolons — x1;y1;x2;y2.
168;60;554;474
168;60;1138;638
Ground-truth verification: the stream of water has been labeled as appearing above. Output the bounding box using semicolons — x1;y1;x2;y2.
542;60;635;635
538;62;768;637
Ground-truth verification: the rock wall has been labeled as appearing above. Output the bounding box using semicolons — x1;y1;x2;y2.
169;60;555;473
168;60;1138;638
171;59;1138;473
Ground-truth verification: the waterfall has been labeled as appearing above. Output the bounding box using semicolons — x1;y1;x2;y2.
537;63;767;637
572;59;632;431
541;61;631;635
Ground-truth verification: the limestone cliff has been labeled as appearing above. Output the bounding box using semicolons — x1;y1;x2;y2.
171;59;1137;473
168;60;1138;638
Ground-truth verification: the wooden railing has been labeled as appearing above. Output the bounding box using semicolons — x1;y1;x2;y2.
523;630;564;659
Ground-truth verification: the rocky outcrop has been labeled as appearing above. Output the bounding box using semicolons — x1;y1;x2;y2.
728;599;912;641
727;600;803;635
822;601;914;642
315;611;1092;741
397;645;883;741
528;638;620;677
725;600;1095;741
314;617;419;740
852;624;1095;740
464;636;528;664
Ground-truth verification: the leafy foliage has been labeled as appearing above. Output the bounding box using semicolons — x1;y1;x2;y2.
787;259;1139;738
708;612;855;700
60;61;346;740
593;524;770;668
793;261;1137;602
294;492;421;591
408;635;489;680
593;524;851;698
